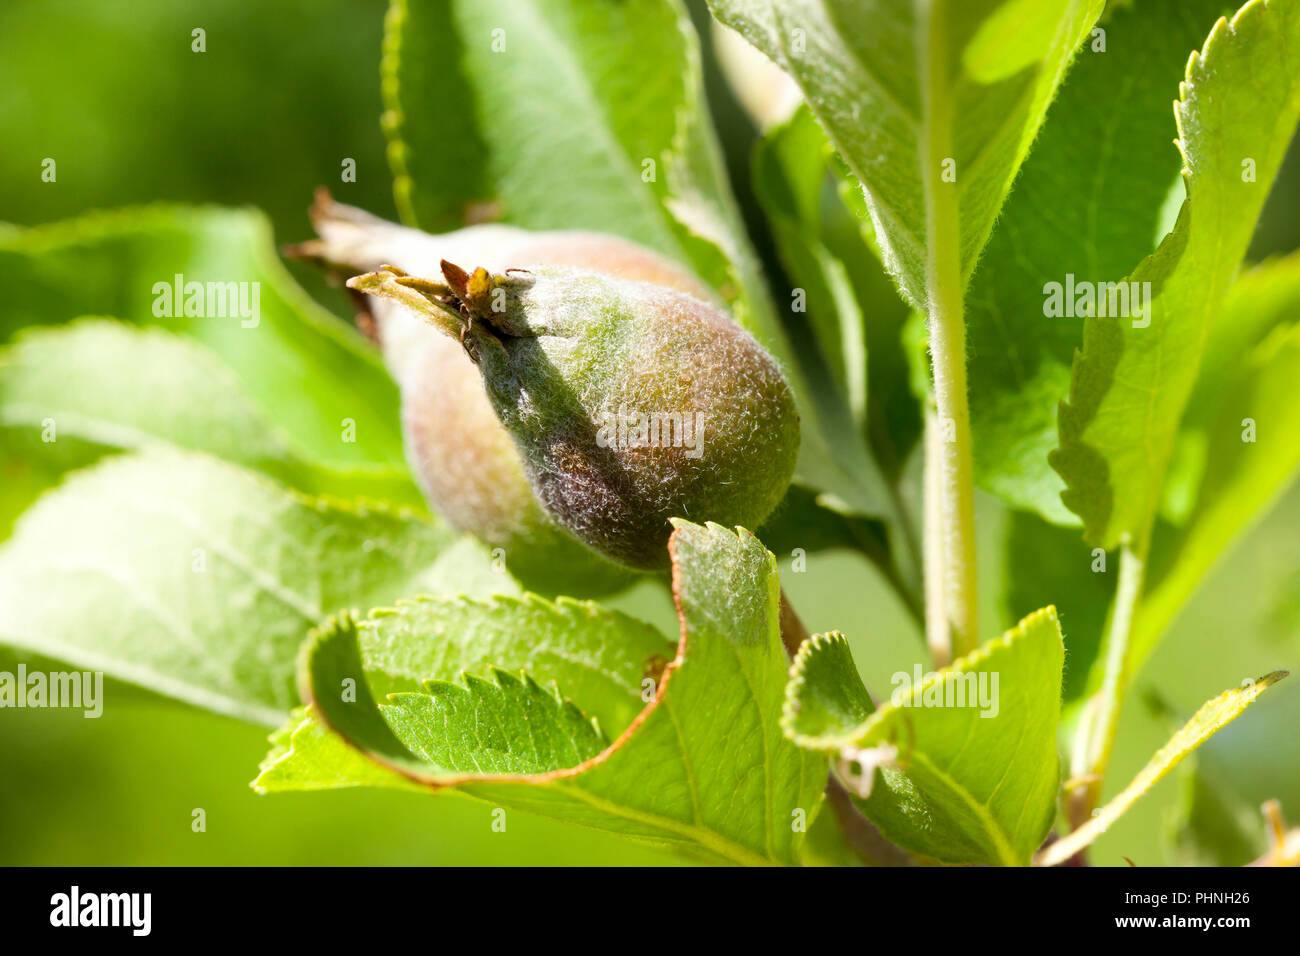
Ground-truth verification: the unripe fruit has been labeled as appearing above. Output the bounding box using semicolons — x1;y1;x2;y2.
296;194;719;592
348;261;800;570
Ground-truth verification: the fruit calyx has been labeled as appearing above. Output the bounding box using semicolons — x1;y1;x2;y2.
347;261;536;358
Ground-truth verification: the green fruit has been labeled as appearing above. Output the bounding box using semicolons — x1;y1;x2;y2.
394;320;630;594
349;261;800;569
298;194;717;591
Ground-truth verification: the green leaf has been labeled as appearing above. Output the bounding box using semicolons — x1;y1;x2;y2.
1137;691;1269;866
966;0;1239;521
1186;252;1300;424
1003;510;1114;704
0;206;405;470
384;0;777;358
752;110;872;500
0;426;103;540
1137;334;1300;674
753;106;923;488
0;449;458;725
388;0;685;249
256;706;427;793
800;799;867;867
1038;670;1288;866
783;631;875;749
384;669;609;775
1062;262;1300;719
708;0;1103;308
751;108;924;571
784;607;1065;866
0;318;424;510
1053;0;1300;549
303;597;667;761
755;109;861;427
384;0;886;518
261;521;825;865
2;319;289;464
1154;681;1300;868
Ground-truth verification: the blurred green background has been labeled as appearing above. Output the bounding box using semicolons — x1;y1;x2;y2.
0;0;1296;866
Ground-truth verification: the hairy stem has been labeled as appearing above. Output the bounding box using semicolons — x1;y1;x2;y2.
1068;541;1147;829
919;0;978;662
923;289;978;662
922;409;950;665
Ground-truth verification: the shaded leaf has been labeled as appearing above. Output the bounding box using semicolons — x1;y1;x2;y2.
0;318;424;510
1003;510;1114;704
1053;0;1300;548
1137;323;1300;665
752;106;923;544
0;450;458;724
1164;753;1269;867
1133;261;1300;669
709;0;1103;308
753;106;922;465
0;206;405;469
966;0;1239;520
261;521;825;865
783;631;875;748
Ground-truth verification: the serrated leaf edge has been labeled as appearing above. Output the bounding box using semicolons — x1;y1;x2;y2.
792;606;1062;754
781;629;866;751
301;524;739;789
1052;0;1295;544
388;666;609;750
296;522;785;866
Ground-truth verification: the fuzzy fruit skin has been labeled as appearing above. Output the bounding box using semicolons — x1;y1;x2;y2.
305;197;716;592
459;267;800;570
395;326;627;594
